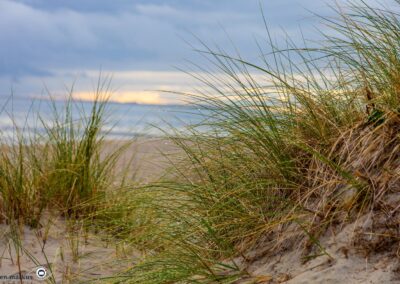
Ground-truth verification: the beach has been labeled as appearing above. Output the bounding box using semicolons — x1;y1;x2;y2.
2;1;400;283
0;138;398;283
0;138;181;282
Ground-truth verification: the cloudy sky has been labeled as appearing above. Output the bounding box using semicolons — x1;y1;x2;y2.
0;0;396;104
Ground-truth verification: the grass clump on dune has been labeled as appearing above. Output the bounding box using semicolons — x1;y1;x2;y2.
0;134;45;227
0;81;131;227
42;93;126;218
116;1;400;282
0;83;136;282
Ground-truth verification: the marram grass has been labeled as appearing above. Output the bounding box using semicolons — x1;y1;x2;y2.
113;1;400;283
1;1;400;283
0;79;132;226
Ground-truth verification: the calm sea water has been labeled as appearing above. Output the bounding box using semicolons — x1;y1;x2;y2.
0;97;209;139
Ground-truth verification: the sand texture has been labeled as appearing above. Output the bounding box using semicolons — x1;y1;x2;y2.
0;139;399;283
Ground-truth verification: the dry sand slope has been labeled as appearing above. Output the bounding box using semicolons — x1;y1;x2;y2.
236;214;400;284
0;138;179;283
0;219;128;283
0;138;399;283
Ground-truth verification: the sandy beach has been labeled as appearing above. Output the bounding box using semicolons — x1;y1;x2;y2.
0;138;181;282
0;138;398;283
2;1;400;282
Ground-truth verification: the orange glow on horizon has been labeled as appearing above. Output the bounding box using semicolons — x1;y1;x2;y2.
73;90;180;105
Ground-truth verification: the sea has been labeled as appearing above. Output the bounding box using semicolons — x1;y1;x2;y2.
0;97;210;139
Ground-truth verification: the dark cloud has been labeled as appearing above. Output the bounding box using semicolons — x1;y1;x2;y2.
0;0;266;77
13;0;258;13
0;0;397;99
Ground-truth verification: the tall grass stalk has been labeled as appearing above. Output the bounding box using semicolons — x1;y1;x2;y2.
0;78;133;224
118;1;400;282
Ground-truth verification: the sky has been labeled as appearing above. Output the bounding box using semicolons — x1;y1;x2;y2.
0;0;397;104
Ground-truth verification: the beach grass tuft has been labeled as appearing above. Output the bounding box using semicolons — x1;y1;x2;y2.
113;1;400;282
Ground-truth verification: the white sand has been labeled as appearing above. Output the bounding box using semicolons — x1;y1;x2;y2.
1;139;399;283
236;216;400;283
0;138;176;282
0;218;134;282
